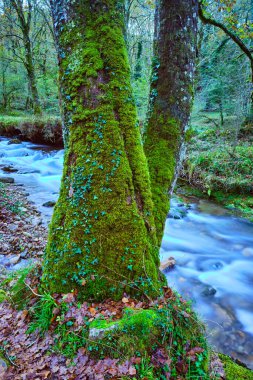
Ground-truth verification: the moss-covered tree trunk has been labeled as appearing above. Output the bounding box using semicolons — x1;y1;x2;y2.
43;0;163;301
144;0;198;245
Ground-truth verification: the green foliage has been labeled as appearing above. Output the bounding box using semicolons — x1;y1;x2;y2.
27;293;58;334
86;297;209;378
0;266;35;309
219;354;253;380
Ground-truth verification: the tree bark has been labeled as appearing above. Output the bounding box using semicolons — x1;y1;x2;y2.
144;0;198;245
43;0;164;301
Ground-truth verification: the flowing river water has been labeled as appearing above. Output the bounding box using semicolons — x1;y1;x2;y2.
0;136;253;369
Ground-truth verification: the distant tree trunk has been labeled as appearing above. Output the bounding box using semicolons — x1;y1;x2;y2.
134;41;143;80
218;99;224;126
144;0;198;245
12;0;42;115
43;0;163;301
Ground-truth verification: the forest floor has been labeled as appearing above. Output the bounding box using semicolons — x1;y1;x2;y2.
180;110;253;221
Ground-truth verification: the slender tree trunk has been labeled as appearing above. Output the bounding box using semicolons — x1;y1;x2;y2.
144;0;198;245
24;37;42;115
134;41;143;80
43;0;164;301
219;99;224;126
12;0;42;115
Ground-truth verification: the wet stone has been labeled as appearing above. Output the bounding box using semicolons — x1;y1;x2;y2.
9;255;21;265
0;177;14;183
42;201;56;207
1;166;18;173
0;358;7;377
201;285;217;297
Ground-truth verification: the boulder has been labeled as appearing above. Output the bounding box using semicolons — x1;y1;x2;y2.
160;257;176;271
42;201;56;207
0;177;14;183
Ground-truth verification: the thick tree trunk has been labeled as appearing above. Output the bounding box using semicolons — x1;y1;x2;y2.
144;0;198;245
43;0;163;301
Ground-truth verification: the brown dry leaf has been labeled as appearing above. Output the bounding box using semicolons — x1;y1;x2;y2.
89;307;96;316
122;297;129;304
129;366;137;376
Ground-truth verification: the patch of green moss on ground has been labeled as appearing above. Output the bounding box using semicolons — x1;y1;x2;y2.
220;354;253;380
87;297;209;378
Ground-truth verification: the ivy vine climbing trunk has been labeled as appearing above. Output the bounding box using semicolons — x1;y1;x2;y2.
43;0;163;301
144;0;198;245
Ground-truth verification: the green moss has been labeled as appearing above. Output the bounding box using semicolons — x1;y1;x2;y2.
220;354;253;380
145;112;181;245
0;290;6;303
87;297;209;378
43;0;164;300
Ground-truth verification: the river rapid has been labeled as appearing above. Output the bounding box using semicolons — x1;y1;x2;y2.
0;136;253;369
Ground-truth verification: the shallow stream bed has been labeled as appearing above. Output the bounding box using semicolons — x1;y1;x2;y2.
0;136;253;369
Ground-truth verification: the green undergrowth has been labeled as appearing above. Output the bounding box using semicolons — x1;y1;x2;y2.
177;182;253;222
0;265;38;309
0;114;62;146
181;110;253;221
219;354;253;380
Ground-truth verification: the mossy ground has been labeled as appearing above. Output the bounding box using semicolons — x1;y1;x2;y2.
219;354;253;380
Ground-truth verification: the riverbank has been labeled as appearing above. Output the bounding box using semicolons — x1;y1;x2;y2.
0;182;47;271
181;110;253;222
0;114;63;146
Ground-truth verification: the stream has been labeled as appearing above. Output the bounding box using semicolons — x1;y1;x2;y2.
0;136;253;369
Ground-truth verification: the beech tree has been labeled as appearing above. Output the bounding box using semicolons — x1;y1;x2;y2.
43;0;198;301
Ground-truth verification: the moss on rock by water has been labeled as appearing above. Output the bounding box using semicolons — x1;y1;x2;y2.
43;0;164;300
220;354;253;380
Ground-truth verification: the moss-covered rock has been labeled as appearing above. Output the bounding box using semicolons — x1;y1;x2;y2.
220;354;253;380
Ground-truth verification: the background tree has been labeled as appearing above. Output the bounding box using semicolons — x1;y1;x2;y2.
0;0;58;114
198;0;253;120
